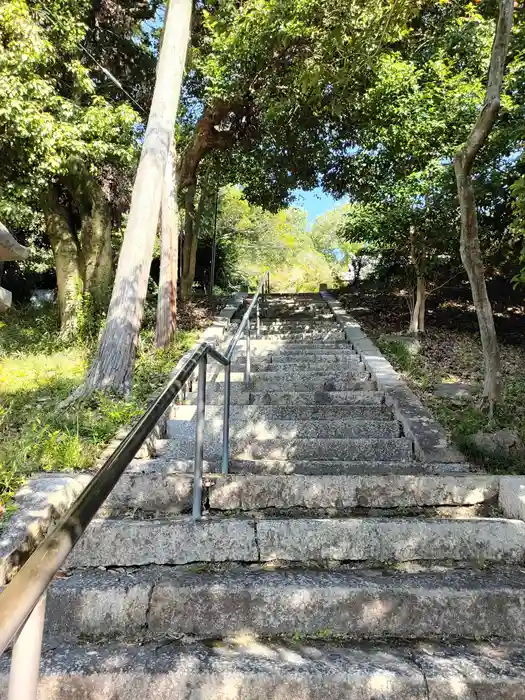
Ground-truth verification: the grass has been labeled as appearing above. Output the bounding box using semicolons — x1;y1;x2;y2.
0;301;206;509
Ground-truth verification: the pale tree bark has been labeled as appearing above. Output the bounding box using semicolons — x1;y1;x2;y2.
81;187;113;314
69;0;193;398
45;208;82;339
155;142;179;348
408;226;426;335
453;0;513;410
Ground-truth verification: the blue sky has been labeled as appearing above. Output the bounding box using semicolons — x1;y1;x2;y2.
292;187;345;226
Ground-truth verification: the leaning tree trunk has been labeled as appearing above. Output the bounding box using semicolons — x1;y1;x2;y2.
46;209;82;339
155;143;179;348
180;182;197;301
70;0;193;398
408;276;426;334
408;226;426;335
453;0;513;410
82;187;113;316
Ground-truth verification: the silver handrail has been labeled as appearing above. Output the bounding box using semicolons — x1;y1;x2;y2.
221;271;269;472
0;272;270;700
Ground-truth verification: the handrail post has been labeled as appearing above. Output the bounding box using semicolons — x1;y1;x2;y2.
192;354;207;520
245;317;251;384
256;298;260;339
221;363;231;474
8;593;46;700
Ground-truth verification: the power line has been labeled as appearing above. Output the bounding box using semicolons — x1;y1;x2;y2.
37;5;147;116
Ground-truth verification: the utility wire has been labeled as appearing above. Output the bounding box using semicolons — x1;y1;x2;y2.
37;5;147;115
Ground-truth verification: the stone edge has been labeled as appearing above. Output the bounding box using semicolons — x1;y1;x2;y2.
499;477;525;522
0;292;246;585
320;290;465;464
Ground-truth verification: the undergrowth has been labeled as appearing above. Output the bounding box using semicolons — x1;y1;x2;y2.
376;336;525;474
0;302;201;508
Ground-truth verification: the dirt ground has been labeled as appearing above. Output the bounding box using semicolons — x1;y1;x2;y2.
336;279;525;473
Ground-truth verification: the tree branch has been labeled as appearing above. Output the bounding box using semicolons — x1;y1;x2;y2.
454;0;514;174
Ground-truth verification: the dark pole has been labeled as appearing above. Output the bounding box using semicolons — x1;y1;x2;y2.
209;187;219;298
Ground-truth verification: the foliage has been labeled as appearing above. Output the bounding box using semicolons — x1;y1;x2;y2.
0;301;199;507
200;186;347;292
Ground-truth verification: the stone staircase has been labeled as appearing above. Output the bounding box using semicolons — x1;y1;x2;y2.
3;292;525;698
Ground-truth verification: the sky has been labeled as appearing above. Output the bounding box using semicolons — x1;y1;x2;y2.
292;188;345;226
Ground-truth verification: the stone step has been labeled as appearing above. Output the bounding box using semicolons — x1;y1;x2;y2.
199;386;379;404
166;436;412;461
9;640;525;700
267;353;360;363
171;404;391;422
45;566;525;642
239;340;350;350
93;461;492;513
167;418;400;440
66;516;525;568
229;358;364;371
211;368;369;385
250;374;371;392
260;332;344;341
207;474;497;511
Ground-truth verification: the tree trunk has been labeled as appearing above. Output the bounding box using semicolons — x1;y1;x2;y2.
155;143;179;348
82;187;113;316
453;0;513;409
456;168;502;402
181;181;207;300
409;276;426;334
72;0;193;397
408;226;426;335
418;276;426;333
46;209;82;338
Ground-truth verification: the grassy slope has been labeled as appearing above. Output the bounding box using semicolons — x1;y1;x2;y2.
338;283;525;473
0;299;218;508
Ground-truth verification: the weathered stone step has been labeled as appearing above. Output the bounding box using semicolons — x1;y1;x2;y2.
8;639;525;700
201;387;378;405
207;474;498;511
167;436;412;461
236;340;350;351
93;462;492;513
171;404;391;422
45;566;525;642
67;516;525;568
167;418;400;440
260;332;344;341
249;373;371;391
229;358;364;371
212;368;369;385
267;353;360;363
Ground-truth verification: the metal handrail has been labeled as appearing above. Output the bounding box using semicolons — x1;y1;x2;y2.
221;271;270;472
0;271;269;700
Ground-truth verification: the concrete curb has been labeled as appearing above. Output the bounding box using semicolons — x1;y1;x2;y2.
0;292;246;585
320;291;465;464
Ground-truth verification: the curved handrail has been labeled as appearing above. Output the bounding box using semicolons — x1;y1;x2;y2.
0;341;228;653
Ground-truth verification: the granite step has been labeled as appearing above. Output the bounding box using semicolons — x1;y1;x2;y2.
229;358;364;372
167;418;400;440
200;387;378;405
211;369;369;385
249;373;371;392
143;453;471;476
66;516;525;568
94;462;493;513
6;639;524;700
207;473;498;511
171;404;392;422
165;436;412;461
44;566;525;642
